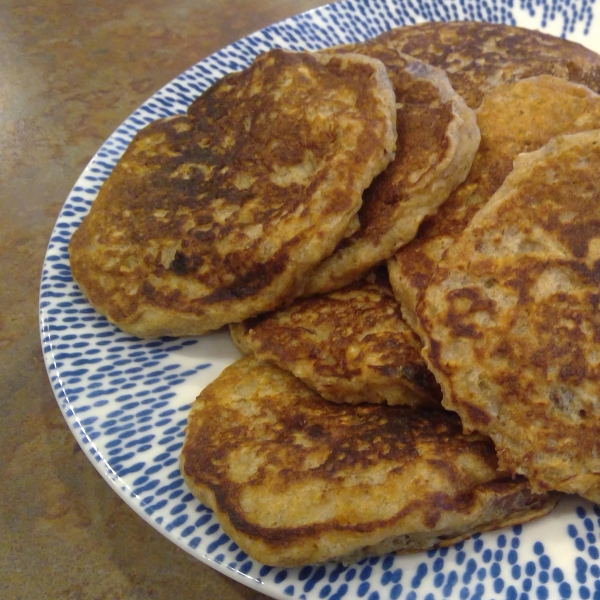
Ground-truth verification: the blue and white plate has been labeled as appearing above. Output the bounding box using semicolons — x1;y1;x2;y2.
40;1;600;599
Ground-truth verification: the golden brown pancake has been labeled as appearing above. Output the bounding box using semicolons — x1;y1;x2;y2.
180;356;560;567
375;21;600;108
389;75;600;332
69;49;397;337
303;44;479;295
230;268;441;406
417;130;600;503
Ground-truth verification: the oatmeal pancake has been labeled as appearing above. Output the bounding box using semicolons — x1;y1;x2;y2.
389;75;600;331
231;268;441;406
69;49;396;337
180;356;559;567
304;44;479;295
417;130;600;503
375;21;600;108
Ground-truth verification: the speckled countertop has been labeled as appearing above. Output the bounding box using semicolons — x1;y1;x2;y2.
0;2;327;598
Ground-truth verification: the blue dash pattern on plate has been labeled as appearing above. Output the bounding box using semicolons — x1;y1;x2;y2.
40;0;600;598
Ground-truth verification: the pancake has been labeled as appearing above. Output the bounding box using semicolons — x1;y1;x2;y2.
416;130;600;503
69;49;397;337
230;268;441;406
303;44;479;295
389;75;600;332
180;355;559;567
374;21;600;109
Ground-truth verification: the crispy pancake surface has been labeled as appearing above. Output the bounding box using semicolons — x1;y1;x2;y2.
375;21;600;108
69;49;397;337
303;44;479;295
181;356;558;567
230;268;441;406
389;75;600;331
417;130;600;503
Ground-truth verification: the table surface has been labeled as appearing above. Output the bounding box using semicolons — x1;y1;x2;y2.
0;2;329;598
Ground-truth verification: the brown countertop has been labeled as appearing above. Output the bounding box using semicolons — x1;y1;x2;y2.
0;2;328;597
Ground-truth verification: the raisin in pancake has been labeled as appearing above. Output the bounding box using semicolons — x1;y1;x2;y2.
375;21;600;109
180;356;559;567
417;130;600;503
303;44;479;296
230;268;441;406
69;49;396;338
389;75;600;332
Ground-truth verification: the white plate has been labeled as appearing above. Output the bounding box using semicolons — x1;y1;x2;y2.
40;1;600;599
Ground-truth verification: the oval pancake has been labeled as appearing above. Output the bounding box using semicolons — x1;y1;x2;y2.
230;268;441;406
69;49;397;337
389;75;600;332
375;21;600;108
417;130;600;503
180;356;559;567
303;44;479;296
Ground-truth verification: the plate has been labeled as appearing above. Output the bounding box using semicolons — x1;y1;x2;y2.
40;1;600;599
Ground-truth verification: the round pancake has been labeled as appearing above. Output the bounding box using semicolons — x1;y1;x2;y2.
230;268;441;406
180;356;559;567
303;44;479;295
417;130;600;503
389;75;600;332
375;21;600;108
69;49;397;337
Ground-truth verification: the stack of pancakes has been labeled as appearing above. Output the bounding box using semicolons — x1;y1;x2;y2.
69;22;600;567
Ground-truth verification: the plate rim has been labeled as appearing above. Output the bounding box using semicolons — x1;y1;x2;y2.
39;1;600;599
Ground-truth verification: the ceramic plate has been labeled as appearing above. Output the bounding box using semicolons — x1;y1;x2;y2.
40;1;600;598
